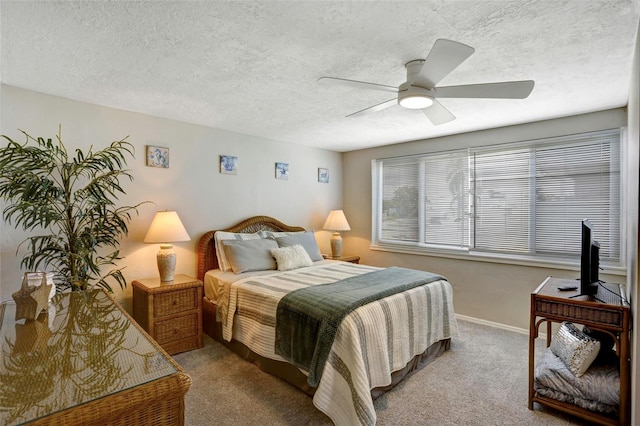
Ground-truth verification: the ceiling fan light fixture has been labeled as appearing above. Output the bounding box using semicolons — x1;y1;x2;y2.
399;94;434;109
319;39;534;123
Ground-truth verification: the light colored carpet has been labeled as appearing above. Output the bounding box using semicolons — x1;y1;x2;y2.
172;319;584;425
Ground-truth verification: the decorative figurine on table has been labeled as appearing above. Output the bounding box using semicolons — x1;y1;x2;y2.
11;272;53;321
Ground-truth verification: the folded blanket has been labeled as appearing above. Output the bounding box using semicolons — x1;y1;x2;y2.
275;266;445;386
535;348;619;413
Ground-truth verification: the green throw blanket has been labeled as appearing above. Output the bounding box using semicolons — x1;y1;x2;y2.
274;266;445;387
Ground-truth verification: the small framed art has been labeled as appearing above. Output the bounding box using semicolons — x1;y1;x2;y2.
275;162;289;180
318;168;329;183
220;155;238;174
146;146;169;168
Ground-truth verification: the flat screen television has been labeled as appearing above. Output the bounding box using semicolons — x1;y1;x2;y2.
580;219;599;296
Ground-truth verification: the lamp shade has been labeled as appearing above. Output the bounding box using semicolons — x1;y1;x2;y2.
144;211;191;243
323;210;351;232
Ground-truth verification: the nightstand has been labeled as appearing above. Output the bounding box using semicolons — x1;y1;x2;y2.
332;255;360;264
528;276;630;425
132;274;203;355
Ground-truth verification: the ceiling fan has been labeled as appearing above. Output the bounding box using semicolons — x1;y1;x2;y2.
318;39;535;125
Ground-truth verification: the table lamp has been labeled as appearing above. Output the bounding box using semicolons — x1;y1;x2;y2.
323;209;351;258
144;211;191;282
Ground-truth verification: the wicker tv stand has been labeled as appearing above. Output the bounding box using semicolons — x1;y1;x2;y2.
528;277;630;425
0;289;191;425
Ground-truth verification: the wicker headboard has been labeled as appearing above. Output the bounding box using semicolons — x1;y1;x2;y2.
196;215;306;281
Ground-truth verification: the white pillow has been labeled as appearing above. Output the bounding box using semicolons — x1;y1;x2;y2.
550;322;601;377
214;231;262;272
270;244;313;271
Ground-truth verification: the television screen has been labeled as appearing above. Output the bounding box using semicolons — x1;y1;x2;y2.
580;219;599;295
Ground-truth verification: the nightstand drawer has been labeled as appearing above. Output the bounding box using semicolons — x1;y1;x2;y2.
534;299;624;328
153;287;199;317
155;313;199;344
132;275;203;355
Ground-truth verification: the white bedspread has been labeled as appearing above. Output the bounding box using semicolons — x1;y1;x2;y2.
216;262;458;425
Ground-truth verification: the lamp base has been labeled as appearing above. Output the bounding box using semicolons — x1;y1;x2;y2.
157;244;176;282
330;232;343;258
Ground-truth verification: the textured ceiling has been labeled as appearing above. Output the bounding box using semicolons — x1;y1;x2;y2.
1;1;639;152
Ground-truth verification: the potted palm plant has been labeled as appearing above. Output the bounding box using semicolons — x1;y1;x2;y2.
0;127;145;292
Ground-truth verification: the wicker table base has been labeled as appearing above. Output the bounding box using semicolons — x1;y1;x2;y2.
0;290;191;426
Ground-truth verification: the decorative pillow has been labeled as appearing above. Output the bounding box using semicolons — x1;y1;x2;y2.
214;231;262;272
275;231;323;261
550;322;601;377
222;238;278;274
270;244;313;271
258;230;304;239
582;326;618;365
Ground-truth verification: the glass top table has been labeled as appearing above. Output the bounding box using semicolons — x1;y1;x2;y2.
0;289;190;425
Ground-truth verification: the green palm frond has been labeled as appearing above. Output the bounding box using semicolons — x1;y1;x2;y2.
0;127;147;292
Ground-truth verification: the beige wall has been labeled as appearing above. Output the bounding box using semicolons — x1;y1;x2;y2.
342;108;628;331
0;85;343;311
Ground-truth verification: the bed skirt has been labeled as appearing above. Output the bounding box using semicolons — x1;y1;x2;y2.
202;296;451;399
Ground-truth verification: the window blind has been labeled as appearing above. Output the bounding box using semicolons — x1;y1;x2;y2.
472;147;531;253
379;158;420;242
378;150;469;248
532;133;620;260
373;129;622;264
422;151;469;248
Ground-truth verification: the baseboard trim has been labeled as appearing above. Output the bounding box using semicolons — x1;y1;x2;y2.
455;314;530;336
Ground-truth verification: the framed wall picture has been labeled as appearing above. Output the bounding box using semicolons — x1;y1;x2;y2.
318;167;329;183
220;155;238;174
146;145;169;168
275;162;289;180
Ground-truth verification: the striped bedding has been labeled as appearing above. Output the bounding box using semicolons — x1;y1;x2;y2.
216;261;458;425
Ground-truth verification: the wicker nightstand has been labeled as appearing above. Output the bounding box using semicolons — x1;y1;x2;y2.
132;274;203;355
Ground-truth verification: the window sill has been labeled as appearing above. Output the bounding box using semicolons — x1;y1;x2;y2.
369;243;626;277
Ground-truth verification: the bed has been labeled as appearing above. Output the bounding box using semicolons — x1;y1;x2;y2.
196;215;458;425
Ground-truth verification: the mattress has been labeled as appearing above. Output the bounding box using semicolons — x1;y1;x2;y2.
211;261;458;425
203;259;337;302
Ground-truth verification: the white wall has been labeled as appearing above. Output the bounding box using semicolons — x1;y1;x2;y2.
0;85;343;311
343;108;628;330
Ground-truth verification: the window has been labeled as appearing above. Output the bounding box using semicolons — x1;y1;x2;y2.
372;129;622;265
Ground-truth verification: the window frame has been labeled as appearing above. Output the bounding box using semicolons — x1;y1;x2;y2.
371;128;626;276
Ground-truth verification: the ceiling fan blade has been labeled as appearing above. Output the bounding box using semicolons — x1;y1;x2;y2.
318;77;398;93
423;100;456;125
435;80;535;99
411;39;475;88
346;98;397;117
